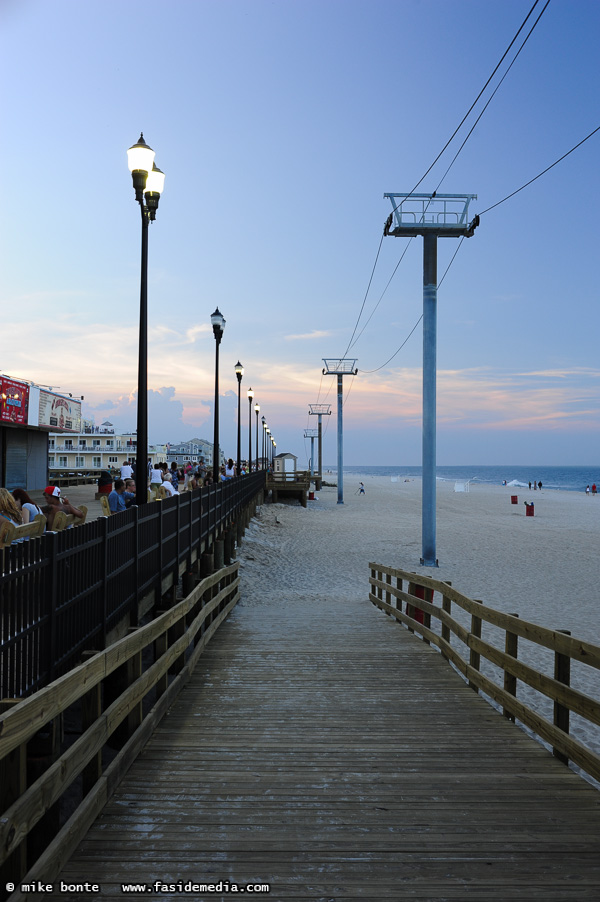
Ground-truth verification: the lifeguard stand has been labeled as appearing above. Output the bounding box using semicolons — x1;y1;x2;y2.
383;192;479;566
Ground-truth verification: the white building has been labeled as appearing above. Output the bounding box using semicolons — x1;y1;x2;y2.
48;421;167;473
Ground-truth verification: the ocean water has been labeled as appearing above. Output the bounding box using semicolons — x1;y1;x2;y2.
333;465;598;493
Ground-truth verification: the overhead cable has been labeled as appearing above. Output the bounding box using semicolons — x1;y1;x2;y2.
394;0;544;207
433;0;551;193
478;124;600;216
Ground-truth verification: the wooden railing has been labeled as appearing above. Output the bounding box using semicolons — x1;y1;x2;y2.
1;473;265;699
369;562;600;785
0;563;240;901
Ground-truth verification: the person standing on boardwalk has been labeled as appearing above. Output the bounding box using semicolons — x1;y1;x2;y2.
120;460;133;480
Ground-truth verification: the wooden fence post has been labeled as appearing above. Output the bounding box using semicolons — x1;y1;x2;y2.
469;600;483;691
80;651;102;796
503;614;519;721
126;627;143;732
441;582;452;659
553;630;571;764
395;576;402;613
385;571;392;616
407;578;416;634
155;624;169;700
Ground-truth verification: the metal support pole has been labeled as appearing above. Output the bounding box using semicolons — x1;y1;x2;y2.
317;414;323;481
255;411;259;470
236;379;241;475
213;340;220;475
248;397;252;473
135;212;149;509
309;436;315;476
422;233;438;566
337;373;343;504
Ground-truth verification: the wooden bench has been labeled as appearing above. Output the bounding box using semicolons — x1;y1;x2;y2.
0;513;46;548
51;505;88;531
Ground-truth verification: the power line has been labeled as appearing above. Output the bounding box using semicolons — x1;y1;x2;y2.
359;238;466;375
341;232;385;359
346;238;414;354
342;2;546;362
433;0;551;194
392;0;544;209
479;124;600;216
360;119;600;376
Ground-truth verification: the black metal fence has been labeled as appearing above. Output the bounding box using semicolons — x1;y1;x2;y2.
0;473;265;699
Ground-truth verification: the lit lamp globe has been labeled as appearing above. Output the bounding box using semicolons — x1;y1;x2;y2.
127;133;155;200
211;308;226;339
144;164;165;219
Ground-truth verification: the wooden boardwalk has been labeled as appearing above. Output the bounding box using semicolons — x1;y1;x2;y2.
55;591;600;900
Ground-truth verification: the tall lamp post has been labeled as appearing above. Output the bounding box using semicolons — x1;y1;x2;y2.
211;308;225;475
254;403;260;470
234;361;244;475
127;133;165;509
247;388;254;472
261;417;267;470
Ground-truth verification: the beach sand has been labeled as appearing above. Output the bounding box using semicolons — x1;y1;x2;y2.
235;476;600;769
239;476;600;637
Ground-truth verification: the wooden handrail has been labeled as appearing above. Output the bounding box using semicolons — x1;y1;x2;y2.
0;563;240;895
368;562;600;785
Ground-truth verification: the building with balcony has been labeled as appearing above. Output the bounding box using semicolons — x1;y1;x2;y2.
166;438;221;469
48;421;167;473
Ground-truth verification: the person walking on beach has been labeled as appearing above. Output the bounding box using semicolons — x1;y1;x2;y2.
358;482;365;495
586;485;590;496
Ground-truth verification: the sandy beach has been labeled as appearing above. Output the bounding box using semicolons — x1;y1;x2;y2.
238;476;600;637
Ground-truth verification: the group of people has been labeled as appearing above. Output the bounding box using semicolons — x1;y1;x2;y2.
107;457;246;515
1;452;254;530
585;484;597;496
0;485;84;533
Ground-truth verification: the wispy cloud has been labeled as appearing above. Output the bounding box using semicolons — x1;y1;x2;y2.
284;330;332;341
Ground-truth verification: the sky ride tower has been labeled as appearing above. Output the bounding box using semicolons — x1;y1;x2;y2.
383;193;479;566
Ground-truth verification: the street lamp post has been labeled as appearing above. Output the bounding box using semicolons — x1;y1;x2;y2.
254;403;260;470
261;417;266;470
247;388;254;472
127;133;165;509
211;308;226;475
234;362;244;475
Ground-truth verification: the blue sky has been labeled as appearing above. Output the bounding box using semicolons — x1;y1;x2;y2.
1;0;598;466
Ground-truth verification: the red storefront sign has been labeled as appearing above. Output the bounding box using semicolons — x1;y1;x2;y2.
0;377;29;425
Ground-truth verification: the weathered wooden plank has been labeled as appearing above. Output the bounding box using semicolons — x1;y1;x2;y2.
47;579;600;902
